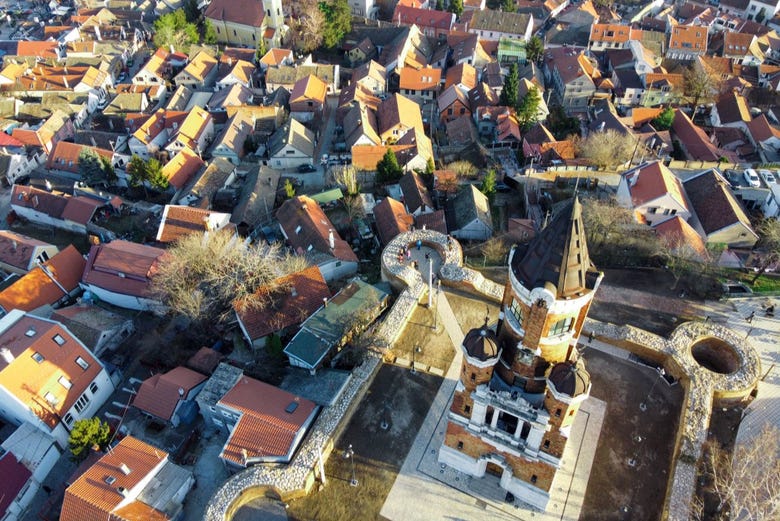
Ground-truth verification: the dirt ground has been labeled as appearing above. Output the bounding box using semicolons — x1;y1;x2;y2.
391;302;454;371
444;287;501;330
581;349;684;521
286;365;443;521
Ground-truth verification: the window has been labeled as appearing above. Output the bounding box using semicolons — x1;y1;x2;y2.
59;376;72;389
89;382;99;394
549;317;574;336
53;334;66;346
531;474;538;484
470;373;476;382
464;405;471;414
508;299;523;326
44;392;58;406
544;439;550;448
32;352;44;364
286;150;295;155
555;408;562;417
63;413;73;426
75;356;90;370
457;441;464;449
73;393;90;413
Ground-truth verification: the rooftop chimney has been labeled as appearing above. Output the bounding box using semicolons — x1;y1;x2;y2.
328;229;335;250
119;463;131;475
0;348;15;364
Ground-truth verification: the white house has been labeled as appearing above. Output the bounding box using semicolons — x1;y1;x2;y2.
0;310;115;449
616;161;692;226
447;185;493;241
267;119;315;170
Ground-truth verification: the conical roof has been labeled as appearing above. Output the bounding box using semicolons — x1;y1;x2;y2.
462;325;498;361
510;197;600;298
548;359;590;397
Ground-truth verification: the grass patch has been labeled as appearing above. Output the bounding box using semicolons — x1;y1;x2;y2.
720;270;780;294
444;288;501;330
391;303;454;371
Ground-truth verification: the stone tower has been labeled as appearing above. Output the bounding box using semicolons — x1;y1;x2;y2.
261;0;285;45
438;197;602;510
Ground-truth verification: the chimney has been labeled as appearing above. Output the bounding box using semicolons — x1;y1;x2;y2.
11;240;17;252
0;348;15;364
178;387;185;398
291;286;298;297
119;463;131;475
328;229;335;250
117;487;129;497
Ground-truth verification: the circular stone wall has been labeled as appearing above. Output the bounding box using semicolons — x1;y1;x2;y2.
690;337;741;375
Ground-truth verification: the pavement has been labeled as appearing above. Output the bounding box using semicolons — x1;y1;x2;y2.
380;291;607;521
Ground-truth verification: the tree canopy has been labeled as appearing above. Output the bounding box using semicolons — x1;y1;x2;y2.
127;154;169;192
526;36;544;63
68;417;111;461
501;0;516;12
480;168;496;197
449;0;463;16
576;129;639;170
152;230;309;326
651;107;675;130
517;86;541;129
153;9;199;52
547;104;580;140
203;19;217;44
320;0;352;48
752;218;780;282
376;148;404;183
499;63;519;108
582;197;662;267
79;148;116;186
683;63;716;108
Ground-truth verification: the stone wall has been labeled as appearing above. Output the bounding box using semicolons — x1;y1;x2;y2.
582;318;761;521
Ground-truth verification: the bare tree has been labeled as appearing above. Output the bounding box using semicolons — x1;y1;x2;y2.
693;425;780;521
330;165;360;195
582;197;662;267
751;218;780;283
684;63;717;108
576;129;640;170
152;230;309;326
481;237;509;265
288;0;325;53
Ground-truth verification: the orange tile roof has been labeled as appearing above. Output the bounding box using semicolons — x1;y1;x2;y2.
0;230;53;272
275;196;358;263
444;63;477;91
14;41;59;60
668;25;707;53
156;205;227;243
289;74;328;105
0;311;101;428
46;141;113;174
373;197;413;246
259;48;294;67
161;148;205;190
399;65;442;91
235;266;330;340
171;106;212;150
139;48;170;79
179;51;218;82
631;107;664;127
624;161;689;210
221;59;255;84
132;367;206;421
60;436;168;521
61;196;103;225
590;24;635;44
655;215;707;258
218;376;317;465
0;244;85;312
723;32;755;56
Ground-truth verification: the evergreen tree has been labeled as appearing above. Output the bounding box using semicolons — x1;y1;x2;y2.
499;63;519;108
526;35;544;63
517;86;541;129
79;148;115;186
255;39;268;63
203;19;217;45
501;0;516;12
650;107;675;130
481;168;496;197
127;154;149;196
320;0;352;48
284;178;296;198
436;0;444;9
376;148;404;183
146;158;169;191
448;0;463;17
68;418;111;461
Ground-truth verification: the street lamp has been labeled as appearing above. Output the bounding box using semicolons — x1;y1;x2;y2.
343;444;358;487
411;345;421;374
640;367;666;412
432;279;441;331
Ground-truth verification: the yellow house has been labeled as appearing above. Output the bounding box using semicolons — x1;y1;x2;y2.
204;0;285;48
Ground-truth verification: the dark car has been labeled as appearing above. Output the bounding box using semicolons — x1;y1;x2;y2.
297;164;317;173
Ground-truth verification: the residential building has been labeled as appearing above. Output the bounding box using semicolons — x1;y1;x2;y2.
640;72;684;107
235;266;330;348
164;106;215;156
276;196;359;281
588;24;640;51
60;436;194;521
50;304;135;357
0;245;85;314
284;279;390;372
399;171;434;216
155;205;233;243
174;51;219;89
398;66;442;103
671;109;724;162
722;32;764;66
350;0;378;17
352;60;387;96
438;85;471;123
439;198;601;510
710;91;752;130
377;93;425;144
446;185;493;241
464;11;534;41
216;59;256;90
289;75;328;122
132;48;172;85
654;215;708;259
667;25;708;60
683;169;758;248
497;37;527;65
133;367;207;426
266;64;339;94
267;119;316;170
0;310;114;448
373;197;414;246
616;161;691;226
391;6;455;39
10;185;105;235
204;0;286;48
543;47;598;114
210;110;254;166
258;48;294;71
80;240;168;311
161;148;205;191
746;114;780;161
0;231;58;275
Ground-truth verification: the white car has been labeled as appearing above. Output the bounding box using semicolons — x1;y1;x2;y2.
758;169;775;185
743;169;760;187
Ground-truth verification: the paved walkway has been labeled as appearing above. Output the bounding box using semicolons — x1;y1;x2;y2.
380;292;606;521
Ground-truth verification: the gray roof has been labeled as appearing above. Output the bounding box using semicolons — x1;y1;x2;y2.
449;184;492;231
268;119;315;158
266;65;336;88
196;362;243;409
470;10;533;35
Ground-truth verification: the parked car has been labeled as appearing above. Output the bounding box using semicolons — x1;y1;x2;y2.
297;164;317;173
758;169;777;185
743;169;760;187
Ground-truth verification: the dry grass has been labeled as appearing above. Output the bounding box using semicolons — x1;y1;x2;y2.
391;303;454;371
444;288;501;331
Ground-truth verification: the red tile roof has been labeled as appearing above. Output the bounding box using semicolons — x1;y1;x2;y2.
133;367;206;421
235;266;330;341
204;0;265;26
218;376;317;465
671;109;720;162
655;215;707;258
60;436;168;521
373;197;414;246
0;230;53;272
444;63;477;91
414;209;447;234
624;161;689;211
276;196;358;263
0;312;102;428
392;5;455;31
46;141;114;174
81;241;167;299
0;245;85;312
683;170;755;238
668;25;707;53
746;114;780;143
156;205;230;243
61;196;103;225
0;454;32;516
